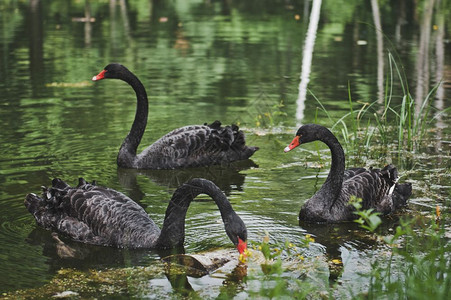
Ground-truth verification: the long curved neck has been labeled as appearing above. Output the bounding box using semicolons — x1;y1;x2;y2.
117;70;148;167
316;129;346;205
156;179;236;249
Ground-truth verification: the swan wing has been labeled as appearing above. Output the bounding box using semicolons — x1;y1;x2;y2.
138;121;257;168
343;167;367;181
340;169;394;211
25;179;159;248
148;124;216;158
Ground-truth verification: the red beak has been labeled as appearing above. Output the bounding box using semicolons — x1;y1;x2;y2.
237;237;247;255
284;135;300;152
92;69;107;81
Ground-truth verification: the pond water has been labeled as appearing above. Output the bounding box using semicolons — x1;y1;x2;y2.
0;0;450;298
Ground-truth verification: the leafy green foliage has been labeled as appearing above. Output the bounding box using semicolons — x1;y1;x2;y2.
250;96;287;128
247;233;320;298
349;196;382;232
363;215;451;300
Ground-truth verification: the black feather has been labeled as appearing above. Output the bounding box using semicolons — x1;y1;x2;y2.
24;178;247;250
288;124;412;223
93;63;258;169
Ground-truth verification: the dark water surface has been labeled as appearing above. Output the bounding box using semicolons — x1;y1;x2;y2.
0;0;450;297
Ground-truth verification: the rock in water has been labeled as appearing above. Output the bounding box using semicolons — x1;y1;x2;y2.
162;249;235;277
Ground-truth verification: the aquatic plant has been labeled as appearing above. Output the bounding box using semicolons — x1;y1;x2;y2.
253;96;287;128
344;194;450;299
311;52;445;161
245;233;326;299
380;53;442;152
349;196;382;232
360;213;451;300
245;208;449;299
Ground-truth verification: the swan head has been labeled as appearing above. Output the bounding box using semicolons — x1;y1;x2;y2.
224;214;248;255
284;124;331;152
92;63;129;81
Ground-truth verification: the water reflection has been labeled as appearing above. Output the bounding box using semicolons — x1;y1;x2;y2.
26;226;247;298
28;0;45;96
109;0;132;48
296;0;321;124
434;1;446;154
0;0;449;296
370;0;384;103
149;262;247;299
26;228;189;294
25;228;160;270
83;0;93;46
414;0;435;117
395;0;407;43
117;160;258;197
301;216;401;283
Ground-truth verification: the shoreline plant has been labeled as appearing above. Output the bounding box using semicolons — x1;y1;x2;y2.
310;52;446;164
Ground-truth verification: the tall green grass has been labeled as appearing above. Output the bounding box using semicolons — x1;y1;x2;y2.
311;52;444;160
349;199;450;299
358;215;451;300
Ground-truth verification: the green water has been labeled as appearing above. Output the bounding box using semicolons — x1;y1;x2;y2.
0;0;450;297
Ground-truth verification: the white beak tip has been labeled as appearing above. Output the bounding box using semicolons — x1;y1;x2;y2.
92;76;98;81
284;146;291;153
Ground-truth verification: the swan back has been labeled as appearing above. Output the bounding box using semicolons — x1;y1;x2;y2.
25;178;160;248
134;121;258;169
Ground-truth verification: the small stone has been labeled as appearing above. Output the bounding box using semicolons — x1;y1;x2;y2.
52;291;79;298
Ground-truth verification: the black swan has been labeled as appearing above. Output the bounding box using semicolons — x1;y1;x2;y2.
92;63;258;169
284;124;412;223
24;178;248;254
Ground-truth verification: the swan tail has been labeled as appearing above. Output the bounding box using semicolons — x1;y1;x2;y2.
24;193;45;222
25;178;73;229
230;124;259;157
392;182;412;209
379;164;412;207
379;165;411;209
76;177;96;188
52;178;70;190
24;192;59;230
206;121;259;160
206;121;234;151
380;164;399;187
25;190;96;241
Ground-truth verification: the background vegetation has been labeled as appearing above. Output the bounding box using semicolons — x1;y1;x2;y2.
0;0;449;298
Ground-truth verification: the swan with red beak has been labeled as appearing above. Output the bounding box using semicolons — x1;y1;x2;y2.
284;124;412;223
90;63;258;170
25;178;248;255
